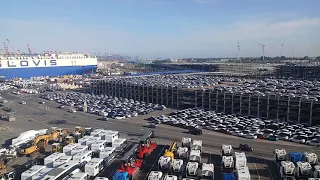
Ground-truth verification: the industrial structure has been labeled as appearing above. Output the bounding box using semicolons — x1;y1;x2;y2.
90;78;320;125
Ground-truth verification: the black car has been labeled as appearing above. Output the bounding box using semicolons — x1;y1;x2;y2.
189;128;202;135
239;144;253;151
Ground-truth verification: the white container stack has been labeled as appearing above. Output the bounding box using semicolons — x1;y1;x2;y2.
53;155;73;168
85;158;105;177
63;143;79;156
90;129;104;137
112;138;126;148
103;131;118;144
78;135;93;145
73;150;93;163
70;144;89;156
99;146;116;161
31;167;54;180
44;152;64;168
69;172;89;180
91;139;107;153
86;137;101;148
21;165;46;180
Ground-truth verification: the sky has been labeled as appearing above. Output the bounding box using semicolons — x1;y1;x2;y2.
1;0;320;58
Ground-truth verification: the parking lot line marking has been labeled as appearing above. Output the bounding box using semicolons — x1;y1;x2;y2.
254;163;261;180
264;160;274;180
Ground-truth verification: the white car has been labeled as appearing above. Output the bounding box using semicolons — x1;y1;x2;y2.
69;109;76;113
306;139;320;147
290;135;307;144
244;133;257;139
206;125;218;131
21;101;26;105
278;133;290;141
231;131;243;137
115;116;125;120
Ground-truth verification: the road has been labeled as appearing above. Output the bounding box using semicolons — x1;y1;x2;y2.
0;91;319;180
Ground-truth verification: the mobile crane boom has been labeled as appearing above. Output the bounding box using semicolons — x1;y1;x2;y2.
163;141;177;160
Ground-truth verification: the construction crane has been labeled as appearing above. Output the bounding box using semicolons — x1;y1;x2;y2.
163;141;177;160
27;44;32;56
5;39;17;56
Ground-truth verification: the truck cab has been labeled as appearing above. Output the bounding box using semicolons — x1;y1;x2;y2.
200;163;214;180
274;149;287;165
181;138;192;148
221;156;234;172
280;161;295;180
221;144;233;156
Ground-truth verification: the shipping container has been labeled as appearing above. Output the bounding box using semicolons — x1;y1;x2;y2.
31;168;54;180
63;143;79;156
85;158;106;177
69;172;89;180
40;160;79;180
44;153;64;168
21;165;46;180
91;139;107;153
99;147;116;162
78;136;93;145
70;145;89;156
112;138;126;148
73;150;93;163
53;155;73;168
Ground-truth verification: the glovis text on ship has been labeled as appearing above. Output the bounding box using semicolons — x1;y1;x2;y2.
0;59;57;68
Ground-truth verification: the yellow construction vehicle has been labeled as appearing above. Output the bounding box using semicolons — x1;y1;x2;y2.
64;136;75;145
51;143;62;153
0;157;8;177
163;141;177;160
19;130;60;156
75;126;92;135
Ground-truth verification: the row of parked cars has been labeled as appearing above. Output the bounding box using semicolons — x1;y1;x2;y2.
213;78;320;102
149;108;320;146
103;74;320;102
107;75;243;89
40;92;166;120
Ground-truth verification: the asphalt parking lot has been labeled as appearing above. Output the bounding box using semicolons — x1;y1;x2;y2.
1;91;319;179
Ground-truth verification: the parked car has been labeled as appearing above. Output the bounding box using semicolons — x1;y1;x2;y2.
189;127;202;135
239;144;253;151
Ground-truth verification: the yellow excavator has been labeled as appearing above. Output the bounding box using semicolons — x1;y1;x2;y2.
19;130;61;156
163;141;177;160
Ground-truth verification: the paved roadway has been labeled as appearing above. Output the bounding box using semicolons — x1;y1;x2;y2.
1;91;319;180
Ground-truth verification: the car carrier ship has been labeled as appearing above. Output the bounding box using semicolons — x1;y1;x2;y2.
0;52;97;79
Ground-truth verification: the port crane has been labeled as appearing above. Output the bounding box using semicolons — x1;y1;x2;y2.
5;39;18;56
27;44;32;56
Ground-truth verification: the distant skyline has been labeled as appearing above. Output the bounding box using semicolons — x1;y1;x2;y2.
1;0;320;58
